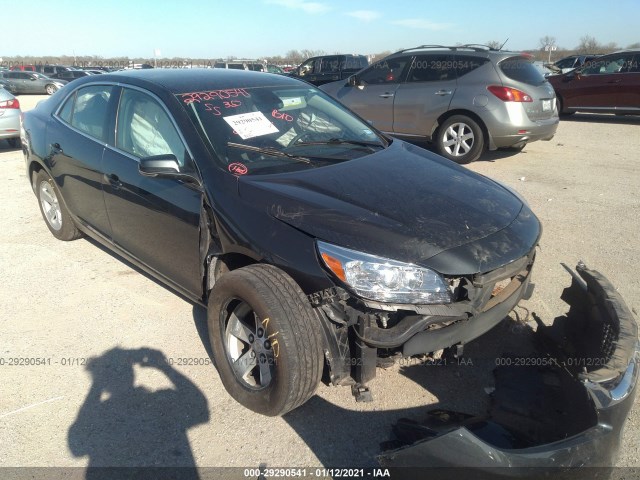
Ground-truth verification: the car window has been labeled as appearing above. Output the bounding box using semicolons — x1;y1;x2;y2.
555;57;577;69
581;54;634;75
359;57;409;84
454;56;490;77
320;56;340;73
629;55;640;73
116;88;188;166
342;56;368;70
500;57;546;85
298;58;319;77
70;85;114;142
58;92;76;124
407;55;456;82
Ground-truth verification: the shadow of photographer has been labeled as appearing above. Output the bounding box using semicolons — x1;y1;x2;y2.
68;347;209;480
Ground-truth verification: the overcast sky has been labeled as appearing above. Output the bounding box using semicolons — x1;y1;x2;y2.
5;0;639;59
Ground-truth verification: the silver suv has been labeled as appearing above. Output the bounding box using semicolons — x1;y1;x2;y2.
321;45;559;163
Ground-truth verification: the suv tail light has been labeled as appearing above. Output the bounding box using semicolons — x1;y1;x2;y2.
0;98;20;109
487;85;533;102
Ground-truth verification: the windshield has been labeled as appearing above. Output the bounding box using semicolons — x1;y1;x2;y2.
179;84;387;175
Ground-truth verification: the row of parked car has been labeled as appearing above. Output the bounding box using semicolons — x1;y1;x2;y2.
3;46;638;161
287;46;638;163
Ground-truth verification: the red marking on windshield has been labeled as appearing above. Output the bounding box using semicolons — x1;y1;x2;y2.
228;162;248;175
272;109;293;122
181;88;251;104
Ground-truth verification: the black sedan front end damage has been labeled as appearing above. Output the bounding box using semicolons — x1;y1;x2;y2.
378;263;639;478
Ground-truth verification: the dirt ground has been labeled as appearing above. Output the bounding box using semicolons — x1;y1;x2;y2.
1;94;638;471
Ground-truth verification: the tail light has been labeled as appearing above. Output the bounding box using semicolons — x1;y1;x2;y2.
487;85;533;102
0;98;20;109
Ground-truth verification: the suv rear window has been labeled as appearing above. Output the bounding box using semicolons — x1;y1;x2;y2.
500;57;545;85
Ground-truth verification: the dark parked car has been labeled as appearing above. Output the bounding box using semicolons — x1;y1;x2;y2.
22;69;543;416
50;70;95;82
289;54;369;86
549;50;640;115
550;54;601;74
35;64;77;77
0;71;67;95
0;78;19;95
321;45;559;164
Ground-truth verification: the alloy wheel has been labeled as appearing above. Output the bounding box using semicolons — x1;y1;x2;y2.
39;181;62;231
222;299;275;390
442;122;475;157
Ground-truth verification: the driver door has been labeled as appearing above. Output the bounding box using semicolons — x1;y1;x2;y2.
102;87;203;297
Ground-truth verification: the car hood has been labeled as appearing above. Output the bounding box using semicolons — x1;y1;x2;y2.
237;141;532;274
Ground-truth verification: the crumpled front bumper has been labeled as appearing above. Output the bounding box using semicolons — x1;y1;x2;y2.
379;263;639;479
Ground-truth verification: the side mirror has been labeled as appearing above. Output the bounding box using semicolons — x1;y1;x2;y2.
139;154;202;186
30;77;37;81
348;75;360;87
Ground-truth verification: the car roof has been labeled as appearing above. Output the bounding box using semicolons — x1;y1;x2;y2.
387;45;523;60
97;68;305;95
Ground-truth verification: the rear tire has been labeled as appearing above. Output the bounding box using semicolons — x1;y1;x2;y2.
436;115;484;164
35;170;82;241
556;96;574;117
208;264;324;416
7;138;20;148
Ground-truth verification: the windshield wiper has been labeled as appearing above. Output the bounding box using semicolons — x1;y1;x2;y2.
292;138;385;151
227;142;312;164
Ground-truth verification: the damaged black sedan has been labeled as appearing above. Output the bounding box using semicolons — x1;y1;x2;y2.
22;69;540;416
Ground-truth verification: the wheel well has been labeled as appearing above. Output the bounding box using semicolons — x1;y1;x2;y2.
28;161;43;192
431;109;490;148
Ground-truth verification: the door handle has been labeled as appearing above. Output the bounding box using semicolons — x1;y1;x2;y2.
435;90;453;96
105;173;122;190
607;79;622;84
379;93;394;98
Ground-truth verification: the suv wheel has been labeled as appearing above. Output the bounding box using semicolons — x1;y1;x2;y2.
35;170;82;241
436;115;484;164
208;264;324;416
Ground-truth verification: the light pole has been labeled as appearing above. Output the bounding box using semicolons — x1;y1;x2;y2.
545;44;557;64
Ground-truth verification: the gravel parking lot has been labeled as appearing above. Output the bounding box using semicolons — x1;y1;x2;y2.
1;95;638;472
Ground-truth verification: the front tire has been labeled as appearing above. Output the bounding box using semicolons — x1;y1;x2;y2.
35;170;82;241
45;84;57;95
208;264;324;416
436;115;484;164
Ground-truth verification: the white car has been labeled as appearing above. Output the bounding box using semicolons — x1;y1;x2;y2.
0;88;21;148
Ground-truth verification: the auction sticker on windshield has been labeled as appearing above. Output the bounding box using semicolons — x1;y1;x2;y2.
223;111;279;139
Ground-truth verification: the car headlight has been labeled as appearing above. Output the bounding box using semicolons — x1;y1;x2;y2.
317;241;451;304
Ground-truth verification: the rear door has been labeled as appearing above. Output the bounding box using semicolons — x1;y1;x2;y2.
334;56;411;133
47;85;117;237
392;54;458;136
102;87;202;296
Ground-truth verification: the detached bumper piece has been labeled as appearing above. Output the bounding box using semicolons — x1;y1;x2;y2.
379;263;639;479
